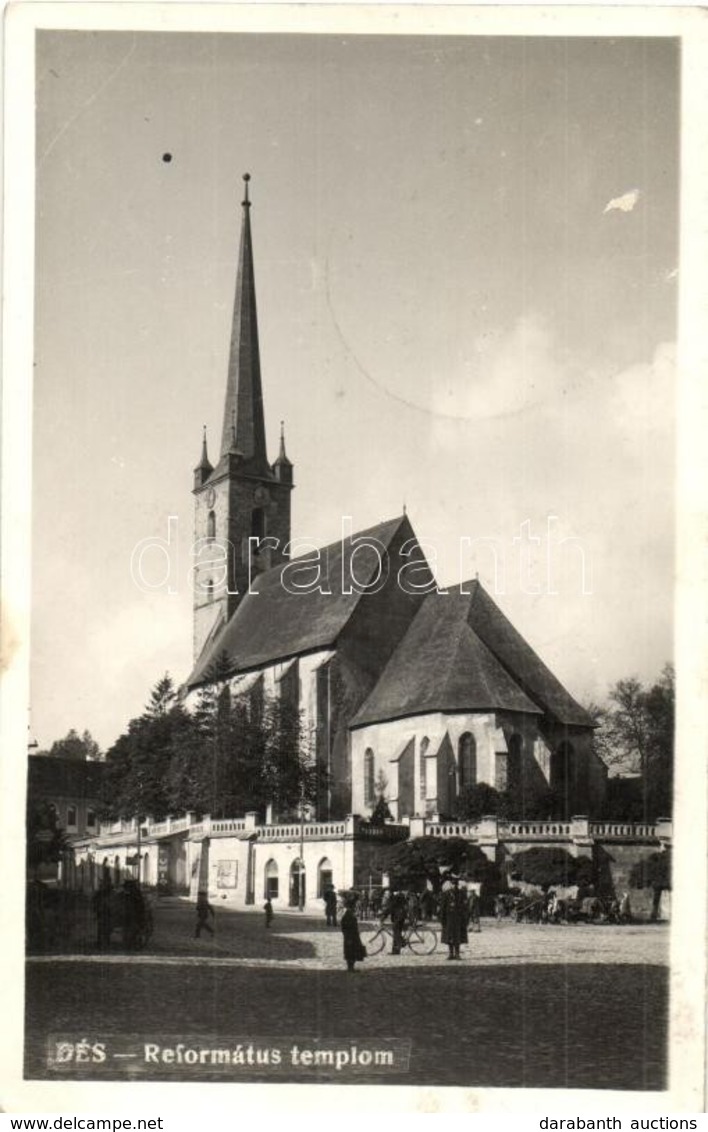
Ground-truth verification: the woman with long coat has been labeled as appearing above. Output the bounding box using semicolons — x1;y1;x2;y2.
440;875;469;959
341;895;366;972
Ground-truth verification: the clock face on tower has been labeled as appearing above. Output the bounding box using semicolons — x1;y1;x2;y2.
205;487;216;508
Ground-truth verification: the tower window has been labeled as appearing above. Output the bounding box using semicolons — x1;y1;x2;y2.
206;579;214;602
206;510;216;540
251;507;266;543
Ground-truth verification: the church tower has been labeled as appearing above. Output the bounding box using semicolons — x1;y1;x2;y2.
192;174;294;662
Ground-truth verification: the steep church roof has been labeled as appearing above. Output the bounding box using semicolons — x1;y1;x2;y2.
187;514;414;687
464;581;593;727
352;581;593;729
351;587;541;727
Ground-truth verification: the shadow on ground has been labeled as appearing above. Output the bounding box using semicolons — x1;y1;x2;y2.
25;961;667;1090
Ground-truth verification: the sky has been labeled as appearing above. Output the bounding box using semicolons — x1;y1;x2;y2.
31;30;679;751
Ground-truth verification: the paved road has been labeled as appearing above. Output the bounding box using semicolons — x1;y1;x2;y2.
25;900;669;1090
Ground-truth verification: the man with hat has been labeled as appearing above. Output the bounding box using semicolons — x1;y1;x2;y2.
440;873;468;960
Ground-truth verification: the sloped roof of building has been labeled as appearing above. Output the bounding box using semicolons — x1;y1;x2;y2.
351;587;541;727
352;580;594;729
187;514;412;687
463;581;593;727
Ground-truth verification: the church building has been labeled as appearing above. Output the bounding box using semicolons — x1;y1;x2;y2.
185;175;606;824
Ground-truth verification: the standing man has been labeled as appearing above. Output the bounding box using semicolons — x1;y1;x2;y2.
440;874;469;960
324;884;338;927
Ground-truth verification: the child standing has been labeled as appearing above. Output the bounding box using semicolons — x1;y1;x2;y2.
194;892;215;938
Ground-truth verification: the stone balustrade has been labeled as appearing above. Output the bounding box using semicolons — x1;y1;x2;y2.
87;810;671;851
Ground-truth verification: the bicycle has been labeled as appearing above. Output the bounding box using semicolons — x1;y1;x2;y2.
362;918;438;956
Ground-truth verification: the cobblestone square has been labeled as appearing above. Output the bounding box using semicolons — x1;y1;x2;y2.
26;899;669;1090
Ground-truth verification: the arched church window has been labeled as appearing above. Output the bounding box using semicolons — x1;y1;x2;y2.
419;737;430;800
206;510;216;540
458;733;477;791
67;805;77;829
364;749;375;807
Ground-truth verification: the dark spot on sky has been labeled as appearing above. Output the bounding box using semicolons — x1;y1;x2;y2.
162;153;172;163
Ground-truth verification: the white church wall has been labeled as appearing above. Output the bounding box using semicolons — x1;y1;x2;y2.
351;711;504;819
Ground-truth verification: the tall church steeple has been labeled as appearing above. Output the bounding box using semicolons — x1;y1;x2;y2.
219;173;268;470
191;174;294;663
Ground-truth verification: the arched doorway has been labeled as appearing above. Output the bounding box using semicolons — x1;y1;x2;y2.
113;855;121;886
264;859;279;900
318;857;333;898
289;859;306;907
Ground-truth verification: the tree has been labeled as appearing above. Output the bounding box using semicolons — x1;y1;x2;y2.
26;800;69;878
102;667;325;823
380;836;493;891
507;846;590;892
40;728;102;761
101;675;192;821
369;769;393;826
594;665;674;820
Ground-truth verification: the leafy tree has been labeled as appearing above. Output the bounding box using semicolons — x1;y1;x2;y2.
454;783;504;820
26;801;69;878
507;847;590;892
40;728;102;762
103;665;324;824
594;664;674;820
380;836;492;891
101;675;192;821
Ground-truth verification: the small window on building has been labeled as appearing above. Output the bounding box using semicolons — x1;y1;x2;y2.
87;810;96;829
206;578;214;603
364;749;375;807
207;510;216;540
67;805;77;828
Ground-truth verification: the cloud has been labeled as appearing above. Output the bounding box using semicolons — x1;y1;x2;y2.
603;189;641;214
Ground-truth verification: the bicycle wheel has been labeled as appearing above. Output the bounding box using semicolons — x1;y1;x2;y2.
408;926;438;955
362;926;387;956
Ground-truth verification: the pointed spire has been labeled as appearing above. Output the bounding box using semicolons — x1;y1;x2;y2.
275;420;292;466
273;419;294;484
198;425;211;469
193;425;213;488
220;172;267;466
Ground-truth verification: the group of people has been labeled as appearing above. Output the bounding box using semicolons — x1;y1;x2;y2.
92;875;149;950
329;872;484;969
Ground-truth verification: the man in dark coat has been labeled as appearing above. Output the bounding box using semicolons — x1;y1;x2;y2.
389;889;408;955
324;885;338;927
340;895;366;972
440;874;469;959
